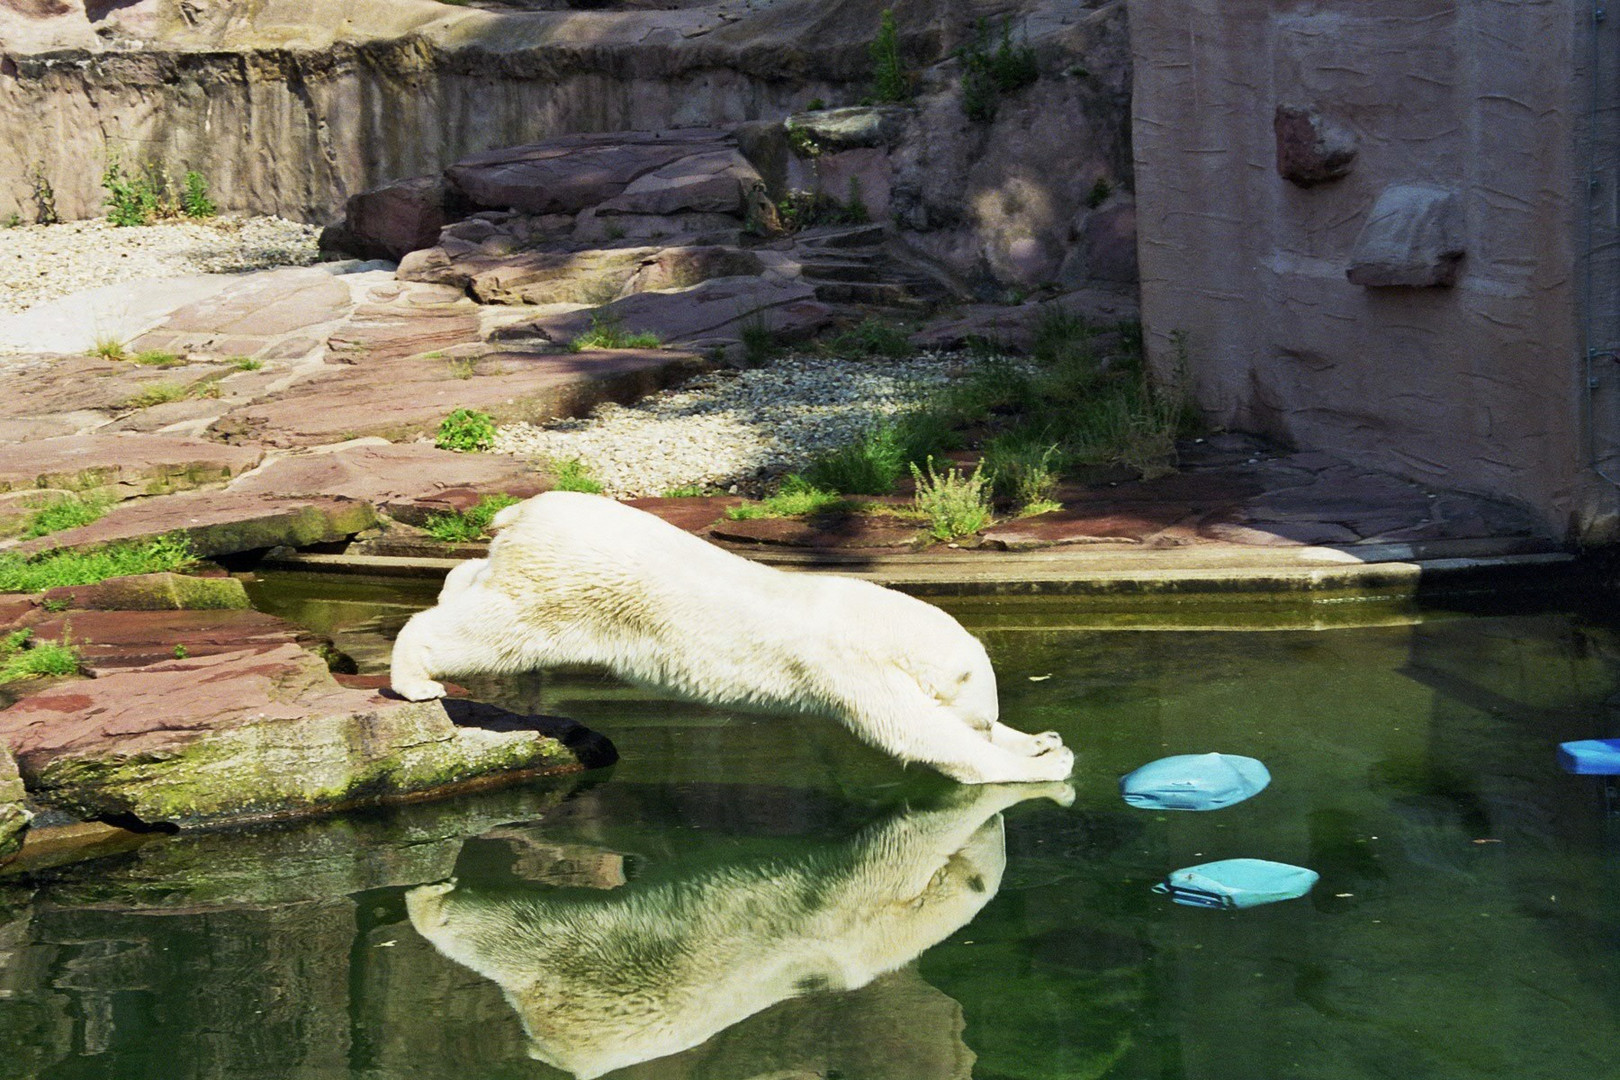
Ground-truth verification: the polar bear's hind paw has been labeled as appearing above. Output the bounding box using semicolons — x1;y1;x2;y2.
392;677;448;701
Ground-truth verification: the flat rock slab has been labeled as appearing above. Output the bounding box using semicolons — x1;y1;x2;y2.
37;572;250;613
130;266;356;360
710;513;925;549
26;608;316;673
230;443;547;509
0;433;264;497
0;276;238;357
502;276;833;350
622;495;742;533
445;129;747;216
0;642;592;827
11;491;377;558
211;348;709;447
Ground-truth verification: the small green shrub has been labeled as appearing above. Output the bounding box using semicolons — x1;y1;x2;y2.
172;644;190;659
910;458;993;541
3;213;19;229
0;534;194;593
569;310;661;351
0;628;79;685
422;493;522;543
226;356;263;371
958;18;1039;122
102;156;159;227
869;9;910;103
825;317;912;359
551;458;605;494
435;408;497;452
181;170;216;219
1085;177;1114;209
22;492;114;539
776;188;869;231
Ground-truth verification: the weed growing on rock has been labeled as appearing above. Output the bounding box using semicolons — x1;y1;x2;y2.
982;441;1062;515
435;408;497;452
121;381;192;409
1086;177;1114;208
131;350;183;368
181;170;216;219
22;492;114;540
0;628;80;685
569;311;660;351
910;458;993;540
661;483;708;498
776;189;868;231
226;356;262;371
91;336;128;362
740;314;782;368
29;163;58;225
869;9;910;103
422;493;522;543
446;357;478;380
102;156;160;227
0;534;194;593
172;644;189;659
551;458;605;494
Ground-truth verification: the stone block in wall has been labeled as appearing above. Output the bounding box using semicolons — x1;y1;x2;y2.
1274;105;1358;186
1346;183;1464;287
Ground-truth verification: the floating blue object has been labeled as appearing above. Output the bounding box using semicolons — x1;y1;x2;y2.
1557;739;1620;775
1120;752;1271;811
1153;858;1319;910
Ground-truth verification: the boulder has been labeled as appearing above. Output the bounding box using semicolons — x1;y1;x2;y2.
784;107;911;153
1274;105;1359;187
332;175;458;261
0;642;604;827
1346;183;1465;287
0;741;27;863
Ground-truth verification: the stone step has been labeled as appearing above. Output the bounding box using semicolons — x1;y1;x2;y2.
797;259;884;283
812;281;933;309
792;223;887;249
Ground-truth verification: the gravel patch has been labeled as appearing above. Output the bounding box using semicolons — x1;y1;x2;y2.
493;353;966;497
0;216;320;315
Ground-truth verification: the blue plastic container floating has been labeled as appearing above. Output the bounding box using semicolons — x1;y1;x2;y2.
1153;858;1319;910
1120;752;1271;811
1557;739;1620;775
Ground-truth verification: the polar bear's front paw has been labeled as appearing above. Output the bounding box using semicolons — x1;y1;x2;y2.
1026;744;1075;782
1030;731;1065;756
392;676;447;701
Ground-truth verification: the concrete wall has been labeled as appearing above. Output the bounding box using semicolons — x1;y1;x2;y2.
1130;0;1620;542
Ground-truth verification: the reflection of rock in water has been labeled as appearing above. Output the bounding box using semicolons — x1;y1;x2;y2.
408;782;1071;1079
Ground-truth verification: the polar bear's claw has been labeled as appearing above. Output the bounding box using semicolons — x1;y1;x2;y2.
1030;731;1065;755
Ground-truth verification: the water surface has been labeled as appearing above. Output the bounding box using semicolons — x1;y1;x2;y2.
3;582;1617;1080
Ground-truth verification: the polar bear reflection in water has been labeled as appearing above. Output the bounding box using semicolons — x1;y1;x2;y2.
407;782;1070;1079
391;491;1073;784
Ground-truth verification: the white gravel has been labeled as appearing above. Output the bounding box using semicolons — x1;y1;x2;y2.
494;353;965;498
0;216;320;315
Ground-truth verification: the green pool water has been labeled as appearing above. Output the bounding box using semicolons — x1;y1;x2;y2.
2;578;1618;1080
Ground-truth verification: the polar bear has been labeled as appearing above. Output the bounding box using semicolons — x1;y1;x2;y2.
389;491;1072;784
407;781;1071;1078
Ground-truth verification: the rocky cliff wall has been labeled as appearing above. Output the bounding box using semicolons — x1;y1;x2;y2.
0;0;1132;292
1130;0;1620;540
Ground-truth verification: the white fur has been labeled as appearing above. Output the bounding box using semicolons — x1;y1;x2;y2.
390;491;1073;784
406;782;1072;1078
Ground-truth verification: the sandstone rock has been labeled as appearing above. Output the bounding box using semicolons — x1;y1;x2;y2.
38;572;251;613
618;246;765;294
1346;183;1465;288
1274;105;1359;186
25;608;319;673
709;513;925;549
0;642;598;827
622;495;742;533
596;147;760;216
1059;194;1139;288
465;247;658;306
446;130;744;216
212;348;710;447
500;276;832;351
0;433;263;497
0;742;28;864
785;107;911;153
229;443;546;506
11;491;378;559
333;174;459;261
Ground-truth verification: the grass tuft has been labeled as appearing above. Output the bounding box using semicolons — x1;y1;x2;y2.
422;493;522;543
0;628;79;685
0;534;194;593
910;458;994;541
21;492;114;539
727;476;850;520
569;311;661;352
551;458;605;494
130;350;183;368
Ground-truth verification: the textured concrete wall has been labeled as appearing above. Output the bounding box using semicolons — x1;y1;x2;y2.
1130;0;1620;540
